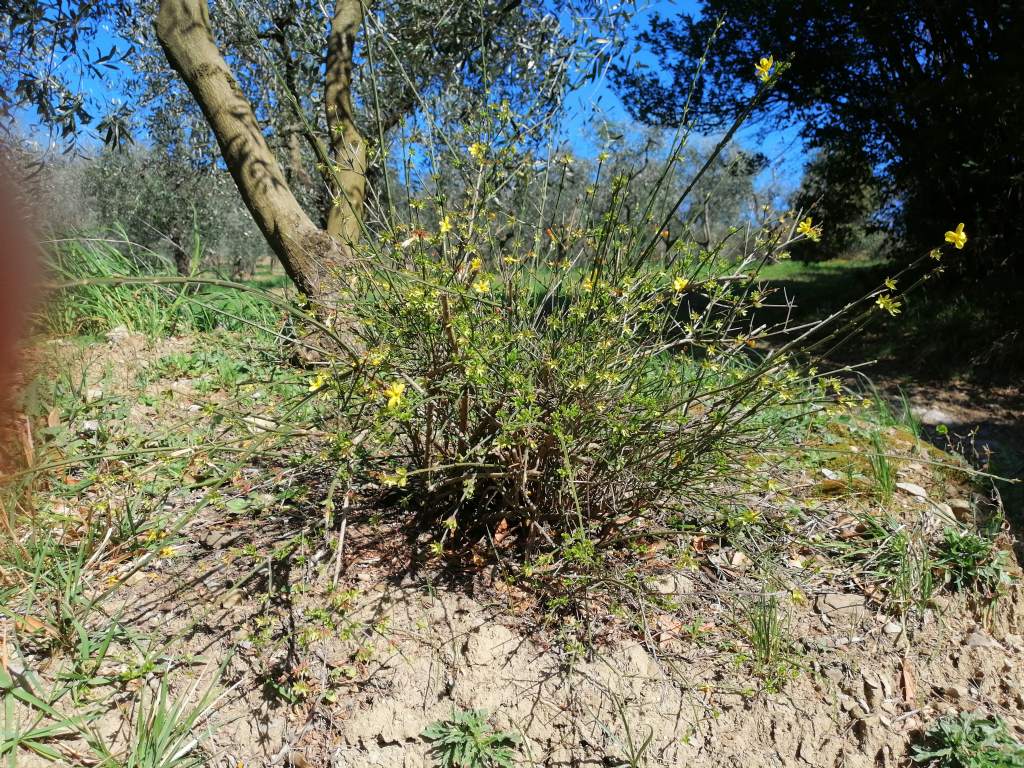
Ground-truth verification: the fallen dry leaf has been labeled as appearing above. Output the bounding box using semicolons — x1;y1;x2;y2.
901;656;916;704
15;616;53;637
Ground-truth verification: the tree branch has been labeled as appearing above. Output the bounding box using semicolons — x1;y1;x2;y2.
325;0;366;244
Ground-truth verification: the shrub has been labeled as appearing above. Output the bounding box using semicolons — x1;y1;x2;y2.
309;118;881;556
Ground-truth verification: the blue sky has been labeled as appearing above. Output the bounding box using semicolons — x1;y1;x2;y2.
560;0;806;190
21;0;806;190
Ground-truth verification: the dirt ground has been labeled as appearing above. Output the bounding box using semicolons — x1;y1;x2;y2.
101;508;1024;768
7;332;1024;768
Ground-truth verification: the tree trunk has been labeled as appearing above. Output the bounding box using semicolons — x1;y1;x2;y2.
154;0;348;304
325;0;367;244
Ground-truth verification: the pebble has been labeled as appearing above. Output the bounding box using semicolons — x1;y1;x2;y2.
816;593;866;616
896;482;928;498
948;497;972;512
929;501;956;522
944;684;970;700
883;621;903;635
965;631;1001;649
651;573;694;595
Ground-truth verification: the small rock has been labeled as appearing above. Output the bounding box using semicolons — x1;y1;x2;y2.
730;550;751;569
929;501;956;523
651;573;694;595
966;631;1001;649
816;593;866;617
105;325;136;345
85;386;103;401
823;665;845;685
913;406;953;426
839;694;860;713
202;530;239;548
883;621;903;635
896;482;928;498
79;419;100;435
863;672;885;711
948;498;973;519
944;684;970;700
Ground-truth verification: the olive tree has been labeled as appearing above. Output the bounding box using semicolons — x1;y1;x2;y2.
147;0;628;306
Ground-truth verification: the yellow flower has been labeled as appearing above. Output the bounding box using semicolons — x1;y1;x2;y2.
884;277;897;290
581;276;594;293
755;55;774;82
796;216;822;242
472;278;491;294
382;467;408;488
308;371;328;392
384;380;406;409
875;294;902;316
944;222;967;249
929;248;943;260
439;215;453;234
672;276;690;293
469;257;482;272
158;546;176;558
468;142;487;161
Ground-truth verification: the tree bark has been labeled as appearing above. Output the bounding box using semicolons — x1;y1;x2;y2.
155;0;348;303
325;0;367;244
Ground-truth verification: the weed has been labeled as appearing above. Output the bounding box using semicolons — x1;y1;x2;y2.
934;528;1012;600
866;386;921;438
831;514;933;613
422;709;519;768
912;712;1024;767
600;692;654;768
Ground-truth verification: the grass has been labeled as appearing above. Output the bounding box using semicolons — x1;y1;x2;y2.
867;430;896;504
743;592;796;692
42;236;280;338
761;255;1024;384
88;671;222;768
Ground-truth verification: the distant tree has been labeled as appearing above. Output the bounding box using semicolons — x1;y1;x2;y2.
612;1;1024;276
789;149;883;263
80;149;269;276
511;125;767;263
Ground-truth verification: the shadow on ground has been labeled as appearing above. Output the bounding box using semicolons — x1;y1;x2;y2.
761;258;1024;525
